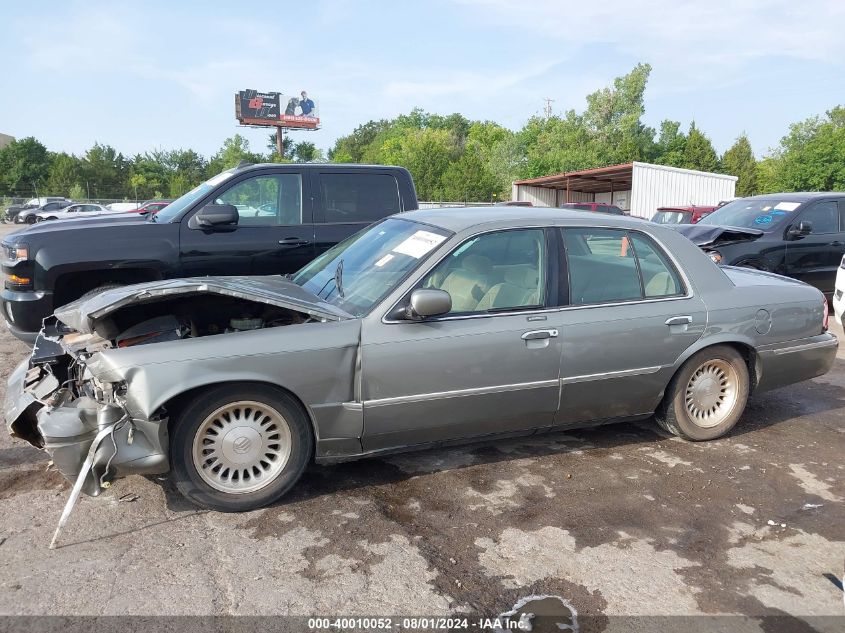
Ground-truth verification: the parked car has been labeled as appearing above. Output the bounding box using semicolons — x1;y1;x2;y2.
16;200;74;224
0;163;418;342
834;255;845;326
35;203;113;222
671;193;845;296
651;205;717;224
123;199;173;215
559;202;624;215
4;197;71;223
105;202;141;212
5;207;835;516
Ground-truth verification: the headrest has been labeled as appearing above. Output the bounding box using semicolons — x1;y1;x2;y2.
504;267;539;287
461;254;492;275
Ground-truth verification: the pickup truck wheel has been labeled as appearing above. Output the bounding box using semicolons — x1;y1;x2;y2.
656;345;749;441
77;284;123;301
170;384;312;512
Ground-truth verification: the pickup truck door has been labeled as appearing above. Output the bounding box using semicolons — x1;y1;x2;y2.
179;171;315;277
784;199;845;294
311;170;404;258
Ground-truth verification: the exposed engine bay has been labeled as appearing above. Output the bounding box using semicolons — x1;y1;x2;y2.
4;276;348;547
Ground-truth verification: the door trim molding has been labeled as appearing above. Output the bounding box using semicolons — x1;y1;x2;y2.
362;379;560;408
561;365;662;385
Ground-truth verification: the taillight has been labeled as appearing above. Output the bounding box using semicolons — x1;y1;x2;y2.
823;299;829;332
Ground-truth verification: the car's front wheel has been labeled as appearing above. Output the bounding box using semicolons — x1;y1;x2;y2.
170;384;312;511
24;215;37;224
656;345;749;441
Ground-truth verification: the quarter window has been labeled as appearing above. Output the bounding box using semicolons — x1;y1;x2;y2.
319;173;401;224
215;174;302;226
563;228;683;305
420;229;546;314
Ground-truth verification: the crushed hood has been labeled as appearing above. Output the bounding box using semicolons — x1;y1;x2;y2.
668;224;764;248
54;276;353;333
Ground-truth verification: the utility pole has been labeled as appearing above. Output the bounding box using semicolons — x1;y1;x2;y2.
543;97;555;119
276;127;285;159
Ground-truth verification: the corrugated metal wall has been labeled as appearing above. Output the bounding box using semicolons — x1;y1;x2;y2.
629;162;737;218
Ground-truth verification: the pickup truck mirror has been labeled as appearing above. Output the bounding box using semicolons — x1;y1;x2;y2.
787;221;812;240
190;203;239;230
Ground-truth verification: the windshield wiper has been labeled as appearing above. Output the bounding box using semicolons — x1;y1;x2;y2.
334;259;345;298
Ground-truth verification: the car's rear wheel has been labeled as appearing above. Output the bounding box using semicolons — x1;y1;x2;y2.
656;345;749;441
170;384;312;511
25;215;37;224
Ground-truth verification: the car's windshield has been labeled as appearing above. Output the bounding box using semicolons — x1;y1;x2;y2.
698;198;804;231
151;170;237;223
292;218;452;317
652;210;692;224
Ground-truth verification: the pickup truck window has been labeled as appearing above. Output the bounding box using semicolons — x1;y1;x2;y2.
319;173;401;223
215;174;303;226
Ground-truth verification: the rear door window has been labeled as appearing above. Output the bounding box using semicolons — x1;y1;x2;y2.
318;173;401;224
562;228;684;305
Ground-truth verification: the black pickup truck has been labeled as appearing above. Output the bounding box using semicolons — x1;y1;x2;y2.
1;163;418;341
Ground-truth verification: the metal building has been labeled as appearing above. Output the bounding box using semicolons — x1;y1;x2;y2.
0;133;14;150
512;161;737;218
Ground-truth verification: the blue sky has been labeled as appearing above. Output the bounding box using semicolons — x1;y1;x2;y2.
2;0;843;160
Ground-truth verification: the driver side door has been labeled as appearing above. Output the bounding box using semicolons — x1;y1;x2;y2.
360;227;563;451
179;171;315;277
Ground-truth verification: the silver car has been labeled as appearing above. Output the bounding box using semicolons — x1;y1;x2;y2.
5;208;838;515
35;203;113;222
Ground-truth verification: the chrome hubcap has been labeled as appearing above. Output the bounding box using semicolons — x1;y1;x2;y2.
192;401;292;494
685;359;738;428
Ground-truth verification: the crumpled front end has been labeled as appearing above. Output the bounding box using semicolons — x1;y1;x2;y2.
4;325;169;497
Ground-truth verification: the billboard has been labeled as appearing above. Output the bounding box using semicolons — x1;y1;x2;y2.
236;89;320;130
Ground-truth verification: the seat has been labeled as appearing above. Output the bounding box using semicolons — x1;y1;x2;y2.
439;254;493;312
644;271;675;297
475;268;540;311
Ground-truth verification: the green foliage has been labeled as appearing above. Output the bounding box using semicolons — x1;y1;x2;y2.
292;141;323;163
0;137;51;197
206;135;264;176
721;134;758;196
758;107;845;192
68;183;85;200
80;143;129;198
682;123;718;172
45;152;82;196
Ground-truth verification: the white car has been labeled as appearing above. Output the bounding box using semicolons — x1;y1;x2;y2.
35;203;113;222
106;202;140;212
834;255;845;326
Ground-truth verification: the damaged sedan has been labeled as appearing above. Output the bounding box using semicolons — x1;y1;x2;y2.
5;208;838;539
671;192;845;296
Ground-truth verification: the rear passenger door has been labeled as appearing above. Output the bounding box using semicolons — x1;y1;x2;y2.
311;170;403;257
551;228;707;425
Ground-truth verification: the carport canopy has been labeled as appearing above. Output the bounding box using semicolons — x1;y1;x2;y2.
513;163;633;199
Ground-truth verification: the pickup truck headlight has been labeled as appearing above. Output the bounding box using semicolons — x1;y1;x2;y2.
707;250;723;264
6;245;28;262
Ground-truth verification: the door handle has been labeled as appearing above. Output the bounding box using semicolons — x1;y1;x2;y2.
665;315;692;326
828;241;843;247
278;238;309;246
521;329;559;340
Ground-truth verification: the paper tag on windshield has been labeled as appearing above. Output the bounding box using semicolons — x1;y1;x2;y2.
774;202;800;212
392;230;447;259
374;254;394;267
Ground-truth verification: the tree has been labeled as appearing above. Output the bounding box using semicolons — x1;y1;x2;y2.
80;143;129;198
266;132;294;160
292;141;322;163
0;137;51;197
46;152;82;196
682;123;718;172
653;120;687;167
721;134;757;196
68;183;85;200
206;135;264;176
759;107;845;192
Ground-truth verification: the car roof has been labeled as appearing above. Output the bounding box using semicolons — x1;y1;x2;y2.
237;162;409;173
398;206;648;232
738;192;845;202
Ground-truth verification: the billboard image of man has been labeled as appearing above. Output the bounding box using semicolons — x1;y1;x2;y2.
300;91;316;117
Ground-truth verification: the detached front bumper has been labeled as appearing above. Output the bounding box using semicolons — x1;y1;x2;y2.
5;357;170;497
755;332;838;392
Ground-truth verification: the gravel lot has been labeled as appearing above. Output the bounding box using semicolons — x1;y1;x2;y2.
0;222;842;631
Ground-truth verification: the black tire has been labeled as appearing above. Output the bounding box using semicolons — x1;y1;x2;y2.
655;345;749;441
24;215;37;224
169;383;313;512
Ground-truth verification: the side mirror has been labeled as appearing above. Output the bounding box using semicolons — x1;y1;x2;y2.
405;289;452;320
787;221;812;239
190;203;239;229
